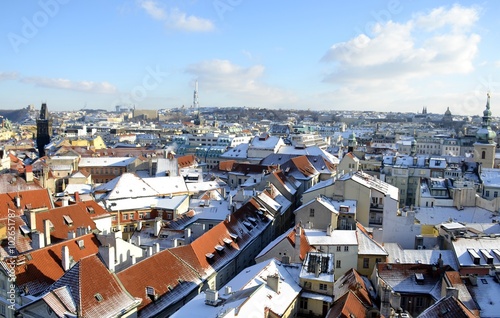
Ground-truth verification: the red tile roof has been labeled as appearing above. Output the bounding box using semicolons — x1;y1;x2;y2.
46;255;140;317
286;225;314;261
10;233;100;296
117;248;201;313
291;156;318;177
177;154;197;168
34;203;98;242
327;290;368;318
334;268;372;307
0;188;53;217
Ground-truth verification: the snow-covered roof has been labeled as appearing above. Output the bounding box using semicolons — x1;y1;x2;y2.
78;157;136;167
143;176;188;194
303;178;334;194
480;168;500;188
304;229;357;246
383;243;458;270
451;236;500;267
107;195;188;212
415;206;495;225
171;258;301;318
220;143;249;159
467;275;500;317
356;227;387;256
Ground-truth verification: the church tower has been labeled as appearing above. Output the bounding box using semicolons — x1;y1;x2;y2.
347;132;357;153
474;93;497;168
36;103;52;157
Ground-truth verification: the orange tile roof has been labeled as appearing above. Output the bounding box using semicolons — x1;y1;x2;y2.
117;248;201;313
327;291;368;318
0;188;53;218
10;233;100;296
291;156;318;177
219;160;237;171
46;255;140;317
34;203;98;242
286;225;314;261
335;268;372;307
178;154;197;168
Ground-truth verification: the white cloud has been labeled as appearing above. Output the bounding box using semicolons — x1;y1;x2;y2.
138;0;214;32
186;59;297;105
21;77;117;94
0;72;19;81
320;4;481;106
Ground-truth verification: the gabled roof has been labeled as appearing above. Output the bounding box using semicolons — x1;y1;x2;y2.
34;203;99;242
417;295;477;318
326;290;368;318
356;223;388;256
8;233;100;296
117;248;202;315
0;188;53;217
177;154;197;168
334;268;373;306
94;172;158;200
287;226;314;261
42;255;140;317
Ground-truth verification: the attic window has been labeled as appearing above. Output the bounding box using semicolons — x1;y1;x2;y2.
243;221;253;230
86;207;95;214
206;253;215;259
63;215;73;226
223;238;232;245
215;245;224;252
229;232;238;241
94;293;104;302
414;273;424;284
19;225;30;236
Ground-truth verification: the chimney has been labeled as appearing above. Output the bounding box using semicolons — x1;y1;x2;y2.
43;219;51;246
74;192;80;202
184;228;192;242
224;286;232;295
314;262;321;278
131;255;137;265
15;196;21;208
326;224;332;236
68;231;76;239
226;213;231;223
154;242;160;254
62;197;69;207
154;217;162;237
99;245;115;272
31;231;44;249
137;220;143;231
27;209;36;231
295;227;301;262
25;166;33;182
446;287;459;299
62;246;70;271
147;246;153;257
267;274;281;294
136;236;141;246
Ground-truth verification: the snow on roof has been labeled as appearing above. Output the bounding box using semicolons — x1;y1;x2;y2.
186;181;221;194
143;176;188;194
299;252;334;282
303;178;334;194
383;243;458;270
171;258;301;318
480;168;500;187
256;192;281;212
467;275;500;317
451;236;500;267
305;229;357;246
415;206;495;225
255;227;294;259
64;184;92;195
220;143;249;159
250;135;282;149
346;171;399;200
276;145;339;164
107;195;188;212
356;227;387;256
78;157;136;167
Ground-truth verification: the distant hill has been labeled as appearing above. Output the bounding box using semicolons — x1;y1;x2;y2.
0;109;32;123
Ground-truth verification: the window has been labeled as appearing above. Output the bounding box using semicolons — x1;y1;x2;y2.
300;298;308;310
482;151;486;159
416;297;423;307
495;192;498;198
363;258;370;268
486;191;490;197
319;283;327;291
344;246;349;252
123;213;128;220
336;246;341;252
336;260;341;268
309;208;315;217
376;258;382;263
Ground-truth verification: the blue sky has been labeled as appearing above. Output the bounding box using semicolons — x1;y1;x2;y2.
1;0;499;115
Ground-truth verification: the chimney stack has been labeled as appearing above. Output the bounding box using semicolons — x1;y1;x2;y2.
43;219;51;246
31;231;44;249
267;274;281;294
294;226;301;262
154;242;160;254
446;287;459;299
131;255;136;265
27;209;36;231
154;217;162;237
99;245;115;272
62;246;70;271
15;196;21;208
